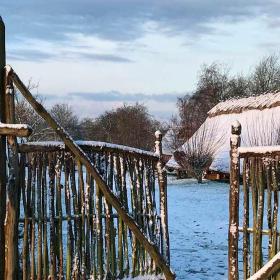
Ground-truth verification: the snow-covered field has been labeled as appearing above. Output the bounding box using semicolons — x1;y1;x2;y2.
167;177;229;280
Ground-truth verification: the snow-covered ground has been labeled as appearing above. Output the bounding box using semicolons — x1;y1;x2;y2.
167;177;229;280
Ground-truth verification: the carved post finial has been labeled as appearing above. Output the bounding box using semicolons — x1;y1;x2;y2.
231;120;241;135
155;130;162;140
155;130;162;157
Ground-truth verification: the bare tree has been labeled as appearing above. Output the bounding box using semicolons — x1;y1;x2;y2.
173;122;224;183
197;62;230;102
223;75;250;100
80;103;162;150
176;63;233;142
50;103;81;140
15;80;49;142
249;54;280;95
163;116;184;154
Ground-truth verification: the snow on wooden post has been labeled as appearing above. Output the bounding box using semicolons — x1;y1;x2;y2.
155;130;170;265
228;120;241;280
0;15;6;280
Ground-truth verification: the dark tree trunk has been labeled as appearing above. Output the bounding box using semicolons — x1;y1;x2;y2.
197;173;203;184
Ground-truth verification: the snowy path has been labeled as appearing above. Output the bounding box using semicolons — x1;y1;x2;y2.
167;178;229;280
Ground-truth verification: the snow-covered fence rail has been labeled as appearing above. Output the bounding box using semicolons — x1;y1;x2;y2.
229;121;280;280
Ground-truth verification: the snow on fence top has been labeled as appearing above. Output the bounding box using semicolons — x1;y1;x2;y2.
208;91;280;117
238;145;280;157
19;140;158;159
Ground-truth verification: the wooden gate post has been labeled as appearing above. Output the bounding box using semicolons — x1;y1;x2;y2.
5;66;20;280
0;15;6;280
228;121;241;280
155;130;170;265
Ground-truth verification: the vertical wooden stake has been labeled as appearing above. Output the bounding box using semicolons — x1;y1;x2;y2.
0;15;6;280
228;121;241;280
155;130;170;265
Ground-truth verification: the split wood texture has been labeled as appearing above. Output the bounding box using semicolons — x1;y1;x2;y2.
6;66;174;279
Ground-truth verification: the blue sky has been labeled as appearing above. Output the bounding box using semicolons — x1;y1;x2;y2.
1;1;280;120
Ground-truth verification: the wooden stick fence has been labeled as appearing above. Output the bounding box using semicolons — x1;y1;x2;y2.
0;17;174;279
2;68;174;279
16;145;166;279
229;122;280;280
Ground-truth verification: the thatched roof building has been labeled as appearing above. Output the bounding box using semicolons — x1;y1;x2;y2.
167;91;280;174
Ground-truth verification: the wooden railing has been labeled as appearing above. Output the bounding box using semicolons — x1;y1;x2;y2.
0;17;174;280
3;66;174;280
229;121;280;280
17;140;166;279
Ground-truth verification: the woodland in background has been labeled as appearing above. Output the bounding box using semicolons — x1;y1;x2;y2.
16;97;162;151
15;54;280;153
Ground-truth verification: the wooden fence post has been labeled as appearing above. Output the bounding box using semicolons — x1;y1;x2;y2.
155;130;170;265
0;15;6;280
228;121;241;280
5;66;20;280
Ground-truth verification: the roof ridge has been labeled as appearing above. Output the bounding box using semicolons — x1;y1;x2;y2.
208;91;280;117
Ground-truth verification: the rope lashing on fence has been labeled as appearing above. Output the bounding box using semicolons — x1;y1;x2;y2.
7;65;175;280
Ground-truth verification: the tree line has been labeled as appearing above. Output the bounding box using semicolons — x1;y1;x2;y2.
15;54;280;154
16;96;162;151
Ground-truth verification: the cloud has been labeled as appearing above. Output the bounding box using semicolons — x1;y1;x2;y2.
67;91;181;103
7;49;55;62
8;47;133;63
2;1;279;44
78;53;133;63
3;1;279;63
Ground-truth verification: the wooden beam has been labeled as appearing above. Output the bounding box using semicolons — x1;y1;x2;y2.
0;16;6;280
11;67;176;280
4;63;20;280
0;122;32;137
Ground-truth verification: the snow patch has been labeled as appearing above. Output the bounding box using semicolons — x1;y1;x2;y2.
22;140;157;158
120;275;164;280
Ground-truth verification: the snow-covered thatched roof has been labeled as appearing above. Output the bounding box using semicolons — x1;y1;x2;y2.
208;91;280;117
167;92;280;173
